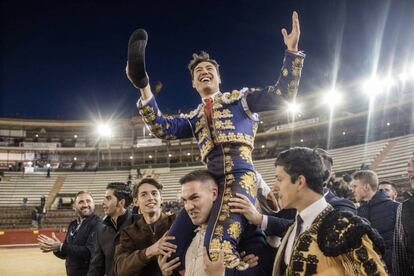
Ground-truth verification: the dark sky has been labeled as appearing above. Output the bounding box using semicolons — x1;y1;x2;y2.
1;0;413;120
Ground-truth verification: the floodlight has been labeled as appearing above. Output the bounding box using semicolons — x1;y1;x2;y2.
383;76;395;88
46;163;51;168
363;78;383;98
97;123;112;137
323;89;342;108
398;72;409;82
286;102;301;114
148;155;153;159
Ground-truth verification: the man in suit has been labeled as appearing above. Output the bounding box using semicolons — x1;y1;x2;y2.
127;11;305;270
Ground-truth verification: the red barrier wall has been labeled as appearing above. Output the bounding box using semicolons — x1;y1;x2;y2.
0;228;67;246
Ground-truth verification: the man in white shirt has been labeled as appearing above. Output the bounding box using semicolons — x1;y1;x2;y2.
271;147;387;276
158;170;274;276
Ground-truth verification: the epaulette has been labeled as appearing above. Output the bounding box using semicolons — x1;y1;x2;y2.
179;104;202;119
221;88;249;104
317;210;385;257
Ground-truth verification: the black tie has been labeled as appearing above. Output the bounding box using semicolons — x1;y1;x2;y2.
295;215;303;240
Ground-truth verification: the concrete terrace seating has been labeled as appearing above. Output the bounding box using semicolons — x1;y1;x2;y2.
329;139;388;173
1;133;413;208
375;134;414;181
0;172;57;207
59;171;130;204
157;165;205;201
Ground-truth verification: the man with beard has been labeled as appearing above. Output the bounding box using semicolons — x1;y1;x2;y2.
114;178;178;276
88;183;136;276
38;191;101;276
393;153;414;275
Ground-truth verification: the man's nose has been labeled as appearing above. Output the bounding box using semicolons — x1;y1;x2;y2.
185;202;194;210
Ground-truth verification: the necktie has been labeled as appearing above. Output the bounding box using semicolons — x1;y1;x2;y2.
295;215;303;240
203;97;213;125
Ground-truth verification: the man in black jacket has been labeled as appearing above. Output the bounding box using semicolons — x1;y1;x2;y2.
353;170;399;272
88;182;136;276
394;153;414;276
38;191;101;276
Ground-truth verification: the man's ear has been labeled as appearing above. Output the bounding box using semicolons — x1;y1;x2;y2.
118;198;126;208
297;175;307;190
192;79;196;88
212;186;218;201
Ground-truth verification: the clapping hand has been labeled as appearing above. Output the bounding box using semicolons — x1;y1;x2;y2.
38;232;61;253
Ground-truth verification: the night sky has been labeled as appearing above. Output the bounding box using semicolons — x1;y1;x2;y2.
1;0;413;120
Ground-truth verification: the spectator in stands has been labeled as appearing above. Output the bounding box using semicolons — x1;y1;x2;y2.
131;181;140;215
137;168;142;178
114;178;177;276
353;170;399;271
31;207;39;228
37;206;43;228
393;153;414;275
22;197;28;208
378;180;398;201
40;195;46;212
159;170;274;276
88;183;136;276
316;148;356;214
38;191;101;276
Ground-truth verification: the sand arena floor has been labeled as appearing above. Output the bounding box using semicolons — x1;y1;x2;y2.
0;247;66;276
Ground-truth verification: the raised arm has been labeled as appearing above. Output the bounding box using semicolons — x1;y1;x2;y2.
246;11;304;113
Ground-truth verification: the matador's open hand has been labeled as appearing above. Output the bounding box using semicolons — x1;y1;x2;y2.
281;11;300;52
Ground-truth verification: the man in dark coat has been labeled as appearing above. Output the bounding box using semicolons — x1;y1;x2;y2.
353;170;399;271
87;183;137;276
393;153;414;275
38;191;101;276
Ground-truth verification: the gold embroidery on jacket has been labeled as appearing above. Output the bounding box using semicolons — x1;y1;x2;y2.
227;222;241;239
240;172;257;197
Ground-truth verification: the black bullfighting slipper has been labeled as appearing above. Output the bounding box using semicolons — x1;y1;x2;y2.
128;28;149;88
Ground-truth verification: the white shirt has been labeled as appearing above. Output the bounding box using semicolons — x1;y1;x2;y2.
284;196;328;264
185;225;208;276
